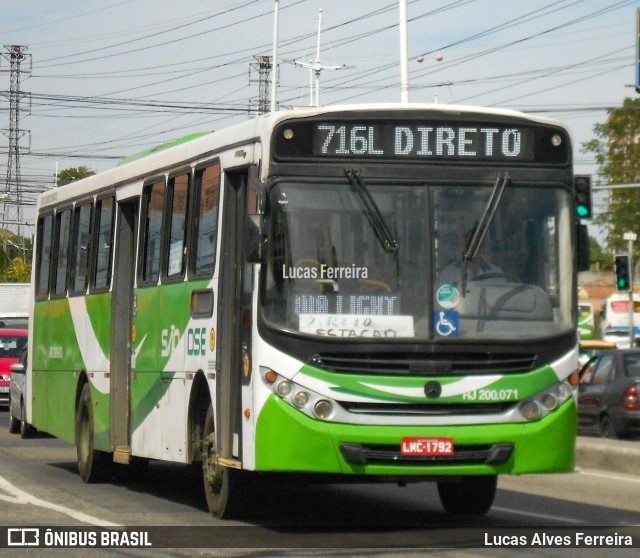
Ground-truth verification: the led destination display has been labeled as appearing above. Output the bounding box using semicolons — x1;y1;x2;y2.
315;123;530;161
273;117;569;164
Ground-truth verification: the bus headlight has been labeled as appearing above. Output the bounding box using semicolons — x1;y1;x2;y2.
519;380;575;422
541;393;558;411
519;401;540;421
276;380;292;397
313;400;334;420
262;368;338;421
294;391;310;408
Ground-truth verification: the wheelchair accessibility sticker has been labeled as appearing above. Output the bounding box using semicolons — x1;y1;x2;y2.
434;310;458;337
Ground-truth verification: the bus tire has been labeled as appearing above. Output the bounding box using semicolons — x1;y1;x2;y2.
437;475;497;516
75;383;113;483
202;404;246;519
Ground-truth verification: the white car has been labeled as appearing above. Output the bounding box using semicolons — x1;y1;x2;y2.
8;348;36;438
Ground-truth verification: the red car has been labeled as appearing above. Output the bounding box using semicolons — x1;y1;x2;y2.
0;329;28;408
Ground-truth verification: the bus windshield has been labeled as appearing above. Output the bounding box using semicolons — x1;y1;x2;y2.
261;180;573;341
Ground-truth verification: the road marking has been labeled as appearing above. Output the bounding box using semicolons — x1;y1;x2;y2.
576;469;640;484
492;506;585;524
0;474;121;527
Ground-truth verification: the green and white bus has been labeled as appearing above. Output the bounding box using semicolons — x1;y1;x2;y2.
28;103;584;518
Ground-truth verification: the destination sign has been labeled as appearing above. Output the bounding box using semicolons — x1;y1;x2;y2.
314;122;532;161
272;117;570;165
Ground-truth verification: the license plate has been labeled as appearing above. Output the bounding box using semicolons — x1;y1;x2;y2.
400;437;454;456
0;386;9;393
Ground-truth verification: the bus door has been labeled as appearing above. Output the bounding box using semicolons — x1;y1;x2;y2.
110;197;139;463
216;169;251;466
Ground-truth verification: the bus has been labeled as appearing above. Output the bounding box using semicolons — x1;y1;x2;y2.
600;292;640;348
28;103;584;519
578;302;595;340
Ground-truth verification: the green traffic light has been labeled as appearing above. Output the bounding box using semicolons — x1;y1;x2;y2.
577;205;588;217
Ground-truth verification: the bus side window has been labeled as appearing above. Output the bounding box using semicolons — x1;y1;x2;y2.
190;163;220;277
140;180;166;285
53;208;73;297
35;214;54;299
93;197;115;291
70;202;93;295
165;173;190;279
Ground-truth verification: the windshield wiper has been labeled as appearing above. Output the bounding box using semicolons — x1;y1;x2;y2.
344;169;398;253
461;172;510;294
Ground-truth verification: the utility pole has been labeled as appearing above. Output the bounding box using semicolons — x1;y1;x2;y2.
1;45;31;238
271;0;279;113
249;55;273;115
624;231;637;347
292;10;346;107
399;0;409;103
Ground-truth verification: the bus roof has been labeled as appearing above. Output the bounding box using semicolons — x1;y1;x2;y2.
36;103;570;212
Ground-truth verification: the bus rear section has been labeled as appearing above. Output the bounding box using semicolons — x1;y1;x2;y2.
578;302;595;340
600;293;640;348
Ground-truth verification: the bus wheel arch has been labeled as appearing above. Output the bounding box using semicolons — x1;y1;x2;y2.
187;371;210;463
75;381;113;483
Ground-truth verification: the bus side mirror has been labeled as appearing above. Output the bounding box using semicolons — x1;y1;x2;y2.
577;224;590;272
245;214;266;263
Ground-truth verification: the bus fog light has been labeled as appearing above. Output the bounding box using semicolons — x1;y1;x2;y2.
520;400;540;421
314;400;333;420
541;394;557;410
276;381;292;397
293;391;310;408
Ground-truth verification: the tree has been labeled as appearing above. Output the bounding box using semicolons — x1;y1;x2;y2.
583;98;640;258
6;256;31;282
57;166;95;187
0;229;32;282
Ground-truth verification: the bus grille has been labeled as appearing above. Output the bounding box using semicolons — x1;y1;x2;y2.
310;353;536;375
339;401;514;415
339;442;513;466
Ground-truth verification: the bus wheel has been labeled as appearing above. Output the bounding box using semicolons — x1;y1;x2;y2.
202;404;244;519
75;383;113;483
437;475;497;516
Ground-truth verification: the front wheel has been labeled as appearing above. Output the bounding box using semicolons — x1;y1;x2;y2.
75;383;113;483
437;475;497;516
202;404;251;519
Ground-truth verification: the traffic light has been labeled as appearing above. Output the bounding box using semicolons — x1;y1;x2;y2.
614;254;631;292
574;175;592;219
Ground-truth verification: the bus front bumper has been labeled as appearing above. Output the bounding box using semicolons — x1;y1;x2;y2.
254;395;576;477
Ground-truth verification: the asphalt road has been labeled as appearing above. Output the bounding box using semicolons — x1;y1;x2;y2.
1;409;639;557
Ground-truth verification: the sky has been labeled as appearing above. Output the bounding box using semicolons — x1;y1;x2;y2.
0;0;637;240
